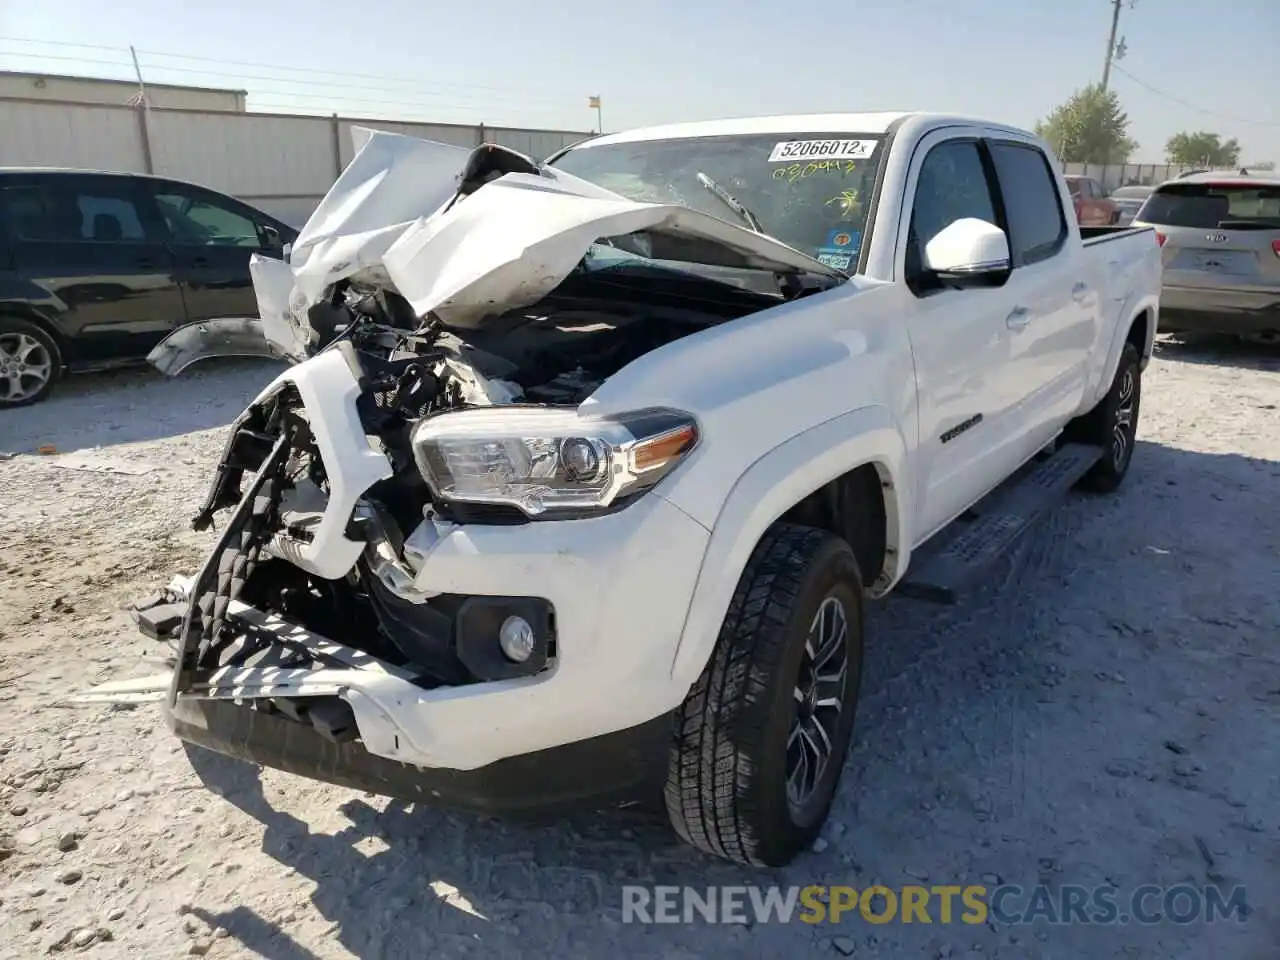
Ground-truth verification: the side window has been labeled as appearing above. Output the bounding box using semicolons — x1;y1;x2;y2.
988;143;1068;266
0;186;54;241
909;140;998;255
1;181;151;243
155;188;263;248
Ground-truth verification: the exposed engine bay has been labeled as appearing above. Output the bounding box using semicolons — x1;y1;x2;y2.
170;266;780;695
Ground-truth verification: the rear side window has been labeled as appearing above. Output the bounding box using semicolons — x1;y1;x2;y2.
988;143;1068;266
1137;183;1280;229
0;180;152;243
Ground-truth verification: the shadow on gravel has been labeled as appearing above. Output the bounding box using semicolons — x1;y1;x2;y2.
0;359;283;455
1155;332;1280;373
177;438;1279;959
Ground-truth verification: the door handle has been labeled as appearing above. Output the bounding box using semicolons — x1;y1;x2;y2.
1006;306;1032;330
1071;282;1089;302
135;257;155;269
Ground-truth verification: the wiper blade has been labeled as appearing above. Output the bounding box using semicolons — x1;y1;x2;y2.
695;171;765;234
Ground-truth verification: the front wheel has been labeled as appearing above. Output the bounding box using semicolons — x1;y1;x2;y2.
0;317;62;408
664;523;865;866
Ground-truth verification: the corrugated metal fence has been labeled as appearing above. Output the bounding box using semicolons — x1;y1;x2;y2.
1061;161;1199;192
0;97;593;226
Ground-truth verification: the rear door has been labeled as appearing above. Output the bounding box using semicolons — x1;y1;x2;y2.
149;181;286;321
1138;180;1280;298
0;173;184;363
985;140;1094;452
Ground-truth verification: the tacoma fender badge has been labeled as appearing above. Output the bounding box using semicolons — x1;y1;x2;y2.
940;413;984;444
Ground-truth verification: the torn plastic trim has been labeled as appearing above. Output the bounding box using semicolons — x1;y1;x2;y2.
146;318;292;377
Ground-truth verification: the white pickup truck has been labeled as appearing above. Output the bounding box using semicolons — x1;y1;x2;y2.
87;112;1162;867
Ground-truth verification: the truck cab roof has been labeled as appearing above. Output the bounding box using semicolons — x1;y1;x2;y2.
573;112;1043;149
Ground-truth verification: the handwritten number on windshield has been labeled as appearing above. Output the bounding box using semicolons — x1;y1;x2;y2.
772;159;862;184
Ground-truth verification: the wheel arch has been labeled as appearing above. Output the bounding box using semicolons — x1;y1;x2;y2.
0;308;68;368
667;403;911;690
1090;297;1158;408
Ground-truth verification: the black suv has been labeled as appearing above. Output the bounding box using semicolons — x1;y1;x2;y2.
0;169;299;407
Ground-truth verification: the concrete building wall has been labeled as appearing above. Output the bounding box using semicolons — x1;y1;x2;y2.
0;71;246;112
0;99;147;171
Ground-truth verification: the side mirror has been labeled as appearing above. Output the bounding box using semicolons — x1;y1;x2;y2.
261;224;283;252
922;218;1010;284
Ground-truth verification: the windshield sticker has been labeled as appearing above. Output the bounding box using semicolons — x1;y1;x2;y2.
824;228;860;250
772;159;865;183
814;227;860;271
769;139;878;163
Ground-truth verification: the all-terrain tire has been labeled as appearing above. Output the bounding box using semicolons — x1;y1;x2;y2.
1067;341;1142;493
664;523;865;866
0;316;62;408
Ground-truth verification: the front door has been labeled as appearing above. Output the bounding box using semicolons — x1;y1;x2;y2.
150;182;281;322
0;173;185;363
898;134;1019;544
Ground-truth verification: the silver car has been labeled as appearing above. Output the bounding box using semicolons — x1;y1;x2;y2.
1133;171;1280;340
1109;184;1153;226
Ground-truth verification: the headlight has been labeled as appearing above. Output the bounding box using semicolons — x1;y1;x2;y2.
410;407;698;518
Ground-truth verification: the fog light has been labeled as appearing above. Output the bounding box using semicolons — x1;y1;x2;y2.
498;615;536;662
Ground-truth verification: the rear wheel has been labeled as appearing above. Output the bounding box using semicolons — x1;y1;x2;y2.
1068;341;1142;493
664;523;864;866
0;317;61;408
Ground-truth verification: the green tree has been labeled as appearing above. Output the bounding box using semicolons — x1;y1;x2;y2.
1165;131;1242;167
1034;84;1138;164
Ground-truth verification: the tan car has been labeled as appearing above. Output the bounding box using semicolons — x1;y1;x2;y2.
1064;175;1120;226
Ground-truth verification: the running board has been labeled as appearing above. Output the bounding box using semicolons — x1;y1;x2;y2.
896;442;1104;604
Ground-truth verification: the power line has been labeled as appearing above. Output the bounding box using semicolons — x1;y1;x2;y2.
0;35;589;98
1111;63;1280;128
0;37;586;110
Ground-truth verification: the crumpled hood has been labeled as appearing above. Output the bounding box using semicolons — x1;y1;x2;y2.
258;127;845;342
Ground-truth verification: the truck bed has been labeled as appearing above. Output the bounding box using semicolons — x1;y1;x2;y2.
1080;224;1155;244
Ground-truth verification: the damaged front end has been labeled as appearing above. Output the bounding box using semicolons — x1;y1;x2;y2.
84;127;843;798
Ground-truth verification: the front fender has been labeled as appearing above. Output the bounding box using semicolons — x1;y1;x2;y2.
147;318;291;376
666;403;911;690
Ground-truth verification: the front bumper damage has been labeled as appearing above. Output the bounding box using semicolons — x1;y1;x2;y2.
87;584;672;813
80;388;711;808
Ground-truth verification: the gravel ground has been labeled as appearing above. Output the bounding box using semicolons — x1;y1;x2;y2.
0;338;1277;960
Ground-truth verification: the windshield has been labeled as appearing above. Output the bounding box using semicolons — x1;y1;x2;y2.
1111;186;1151;201
1137;182;1280;229
549;132;886;272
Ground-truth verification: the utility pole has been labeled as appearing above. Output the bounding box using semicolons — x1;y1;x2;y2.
129;45;150;112
129;45;155;173
1101;0;1128;90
